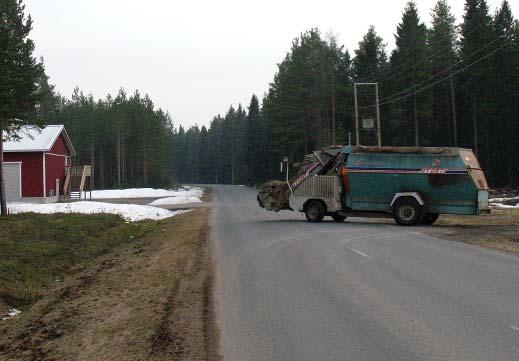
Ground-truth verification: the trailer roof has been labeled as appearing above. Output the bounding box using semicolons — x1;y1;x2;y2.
341;146;470;155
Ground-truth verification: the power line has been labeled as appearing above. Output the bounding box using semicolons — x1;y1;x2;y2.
360;37;514;110
360;23;481;84
379;34;506;103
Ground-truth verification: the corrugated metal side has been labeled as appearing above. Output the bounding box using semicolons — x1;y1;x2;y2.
294;176;337;198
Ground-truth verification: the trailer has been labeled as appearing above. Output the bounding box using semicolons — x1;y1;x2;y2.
258;146;490;226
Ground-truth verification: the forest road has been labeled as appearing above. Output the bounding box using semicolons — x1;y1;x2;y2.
210;185;519;361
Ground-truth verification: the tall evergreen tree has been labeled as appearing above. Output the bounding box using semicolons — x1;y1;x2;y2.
352;26;388;83
459;0;494;164
244;95;267;184
491;0;517;185
352;26;389;145
198;126;210;183
389;1;431;146
429;0;458;146
0;0;43;215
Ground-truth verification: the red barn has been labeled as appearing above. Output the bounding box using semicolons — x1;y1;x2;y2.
2;125;76;203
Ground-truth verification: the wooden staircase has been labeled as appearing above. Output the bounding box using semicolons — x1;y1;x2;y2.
63;165;92;201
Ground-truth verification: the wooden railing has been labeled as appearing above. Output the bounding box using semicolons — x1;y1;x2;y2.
63;165;92;199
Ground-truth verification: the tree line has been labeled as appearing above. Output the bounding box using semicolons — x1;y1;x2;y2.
178;0;519;188
49;88;176;189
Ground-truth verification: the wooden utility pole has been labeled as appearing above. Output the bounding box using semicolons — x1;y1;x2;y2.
354;82;382;146
450;75;458;147
414;91;419;147
331;72;336;145
375;83;382;147
0;125;7;216
473;100;478;155
354;83;360;145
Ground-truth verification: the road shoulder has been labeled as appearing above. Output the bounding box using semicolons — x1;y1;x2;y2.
0;209;219;361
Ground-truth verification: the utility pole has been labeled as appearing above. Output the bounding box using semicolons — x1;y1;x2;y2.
473;100;478;156
375;83;382;147
331;70;336;145
450;74;458;147
413;91;419;147
354;82;381;146
354;83;360;145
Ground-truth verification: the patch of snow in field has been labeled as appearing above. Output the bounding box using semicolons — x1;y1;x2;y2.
7;201;181;221
149;196;203;206
88;186;203;199
490;196;519;203
2;308;21;321
489;195;519;209
491;203;519;209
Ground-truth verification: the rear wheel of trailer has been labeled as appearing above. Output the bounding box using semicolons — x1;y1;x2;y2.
392;197;425;226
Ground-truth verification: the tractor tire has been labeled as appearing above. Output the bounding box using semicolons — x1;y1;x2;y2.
305;201;325;223
392;197;424;226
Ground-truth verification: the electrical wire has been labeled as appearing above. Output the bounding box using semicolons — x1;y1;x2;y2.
359;37;514;110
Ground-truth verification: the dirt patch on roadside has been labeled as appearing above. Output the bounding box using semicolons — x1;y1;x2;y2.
0;209;221;361
425;210;519;255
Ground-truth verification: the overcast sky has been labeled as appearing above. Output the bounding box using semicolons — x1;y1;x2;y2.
25;0;509;129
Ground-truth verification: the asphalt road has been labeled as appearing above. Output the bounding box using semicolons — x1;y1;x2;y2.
211;185;519;361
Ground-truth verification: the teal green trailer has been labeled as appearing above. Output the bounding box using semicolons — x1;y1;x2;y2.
287;146;490;225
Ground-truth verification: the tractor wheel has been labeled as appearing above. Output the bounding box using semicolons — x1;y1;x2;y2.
305;201;325;223
393;197;424;226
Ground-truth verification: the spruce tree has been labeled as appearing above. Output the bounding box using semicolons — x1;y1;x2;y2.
352;26;388;83
198;126;210;183
459;0;494;165
245;95;266;185
390;1;431;146
429;0;458;146
0;0;43;215
492;1;517;185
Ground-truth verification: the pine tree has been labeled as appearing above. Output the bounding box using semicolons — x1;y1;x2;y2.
459;0;494;165
352;26;388;83
492;0;517;185
198;126;210;183
429;0;458;146
0;0;43;215
389;1;431;146
245;95;267;184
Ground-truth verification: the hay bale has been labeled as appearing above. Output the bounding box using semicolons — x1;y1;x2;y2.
257;180;291;212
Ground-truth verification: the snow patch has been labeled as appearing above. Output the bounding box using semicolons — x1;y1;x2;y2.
7;201;182;222
490;196;519;203
489;195;519;209
88;186;204;200
491;203;519;209
149;196;203;206
2;308;21;321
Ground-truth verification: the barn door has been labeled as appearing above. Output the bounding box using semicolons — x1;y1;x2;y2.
3;162;22;202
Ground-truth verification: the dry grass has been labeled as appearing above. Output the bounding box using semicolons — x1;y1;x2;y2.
0;209;219;361
429;209;519;255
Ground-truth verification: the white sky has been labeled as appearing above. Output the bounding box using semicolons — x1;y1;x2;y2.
25;0;509;129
